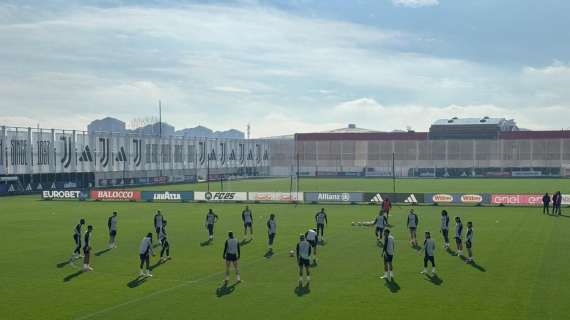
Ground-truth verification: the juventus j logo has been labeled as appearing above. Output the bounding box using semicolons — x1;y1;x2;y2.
208;147;217;161
115;146;127;162
247;147;254;161
60;136;72;168
229;148;236;161
255;144;261;163
78;145;93;162
220;142;226;165
199;142;206;165
99;138;110;168
239;144;245;164
263;149;269;161
133;139;142;167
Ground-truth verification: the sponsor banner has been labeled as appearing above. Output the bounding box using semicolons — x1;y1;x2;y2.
365;171;393;177
141;191;194;201
511;171;542;177
195;192;248;201
42;190;88;200
491;194;542;206
249;192;303;202
91;190;141;201
364;193;424;204
424;193;489;204
304;192;363;202
563;194;570;205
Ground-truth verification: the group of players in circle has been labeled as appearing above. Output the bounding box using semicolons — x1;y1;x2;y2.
355;206;475;282
69;205;474;286
68;206;329;288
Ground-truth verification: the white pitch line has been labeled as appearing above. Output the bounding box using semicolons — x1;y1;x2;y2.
73;234;363;320
73;253;279;320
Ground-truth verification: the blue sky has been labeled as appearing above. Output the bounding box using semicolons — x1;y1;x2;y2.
0;0;569;136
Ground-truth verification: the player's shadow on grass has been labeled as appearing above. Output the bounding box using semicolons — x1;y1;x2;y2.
127;276;148;288
294;284;310;297
264;250;274;258
216;282;238;297
384;279;400;293
445;248;456;256
412;244;422;251
56;259;73;268
460;256;486;272
149;260;165;271
200;239;213;247
94;248;112;257
424;274;443;286
63;270;83;282
240;239;252;246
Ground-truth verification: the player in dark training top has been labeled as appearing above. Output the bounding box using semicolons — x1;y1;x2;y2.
154;210;164;240
83;225;94;272
267;214;277;253
407;209;419;247
107;211;118;249
380;228;395;281
139;233;154;277
465;221;474;263
159;220;171;262
296;234;312;287
421;231;436;275
71;218;85;260
315;208;328;242
440;210;450;249
374;211;388;243
241;206;254;241
205;209;219;241
223;231;241;285
454;216;464;256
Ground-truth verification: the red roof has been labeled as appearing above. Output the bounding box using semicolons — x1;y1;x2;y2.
499;130;570;140
295;132;429;141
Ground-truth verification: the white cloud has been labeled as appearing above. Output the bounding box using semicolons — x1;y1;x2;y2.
213;86;251;94
392;0;439;8
0;3;568;137
331;98;570;132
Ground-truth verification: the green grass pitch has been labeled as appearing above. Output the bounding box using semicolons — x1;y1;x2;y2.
2;178;570;320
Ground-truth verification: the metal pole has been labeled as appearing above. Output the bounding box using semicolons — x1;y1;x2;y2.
296;152;300;192
207;157;210;192
392;152;396;193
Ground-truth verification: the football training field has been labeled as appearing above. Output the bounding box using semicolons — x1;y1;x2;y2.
2;178;570;320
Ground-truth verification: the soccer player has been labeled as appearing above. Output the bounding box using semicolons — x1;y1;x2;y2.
223;231;241;285
139;232;154;277
159;220;171;262
380;228;395;281
205;209;219;240
315;208;327;241
441;210;450;249
107;211;118;249
154;210;164;240
542;193;551;214
555;191;562;215
242;206;254;240
382;198;392;223
374;210;388;242
71;218;85;260
465;222;474;263
421;231;436;275
83;225;94;272
267;214;277;252
305;228;318;263
454;216;464;256
296;234;312;287
407;209;419;247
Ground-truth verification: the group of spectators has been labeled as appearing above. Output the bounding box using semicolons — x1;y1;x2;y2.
542;192;563;215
